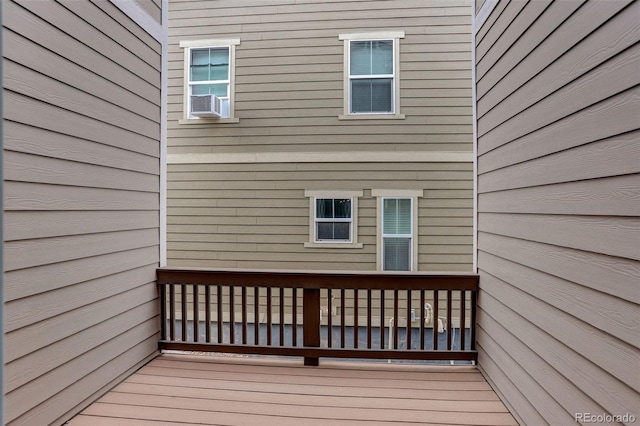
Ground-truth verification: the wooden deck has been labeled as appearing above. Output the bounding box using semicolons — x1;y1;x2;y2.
69;353;517;426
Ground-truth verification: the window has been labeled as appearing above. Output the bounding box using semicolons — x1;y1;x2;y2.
339;32;405;119
382;198;413;271
304;190;364;248
179;39;240;122
350;40;394;113
372;189;422;271
315;198;352;242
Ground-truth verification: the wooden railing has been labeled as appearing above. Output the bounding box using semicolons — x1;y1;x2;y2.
157;268;478;365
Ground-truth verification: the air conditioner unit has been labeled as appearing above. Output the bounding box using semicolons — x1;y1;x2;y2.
190;94;222;117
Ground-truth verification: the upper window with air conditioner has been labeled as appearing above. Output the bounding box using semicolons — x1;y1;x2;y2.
339;31;405;120
179;39;240;123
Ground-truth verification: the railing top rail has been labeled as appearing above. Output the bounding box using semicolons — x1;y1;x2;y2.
157;267;478;291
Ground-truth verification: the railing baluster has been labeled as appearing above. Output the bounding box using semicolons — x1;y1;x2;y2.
193;285;199;343
266;287;272;346
340;289;346;349
217;285;223;344
393;289;399;349
242;286;247;345
460;290;466;351
205;286;211;343
353;289;358;349
169;284;175;341
327;289;332;348
446;290;452;351
254;287;260;345
292;288;298;346
181;284;188;342
367;289;372;349
433;290;438;350
419;290;425;350
470;290;477;352
380;290;385;349
406;289;411;350
279;287;285;346
160;284;166;340
229;286;235;344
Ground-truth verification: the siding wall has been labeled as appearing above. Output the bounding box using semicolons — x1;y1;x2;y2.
168;161;472;270
3;0;163;424
474;1;640;424
168;0;474;271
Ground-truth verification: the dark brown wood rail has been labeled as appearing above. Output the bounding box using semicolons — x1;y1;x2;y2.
157;268;479;365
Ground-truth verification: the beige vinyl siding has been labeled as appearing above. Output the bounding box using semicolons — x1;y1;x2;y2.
474;1;640;424
167;162;472;271
135;0;162;24
167;0;472;154
3;0;162;424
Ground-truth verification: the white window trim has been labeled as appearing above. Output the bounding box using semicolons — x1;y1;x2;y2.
304;190;364;248
372;189;422;271
339;31;405;120
179;38;240;124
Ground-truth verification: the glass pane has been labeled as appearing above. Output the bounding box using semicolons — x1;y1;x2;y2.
316;199;333;218
333;199;351;218
209;48;230;81
384;237;410;271
383;198;411;234
371;40;393;74
191;84;228;97
396;198;411;234
317;222;334;240
350;41;371;75
333;222;350;240
351;79;392;113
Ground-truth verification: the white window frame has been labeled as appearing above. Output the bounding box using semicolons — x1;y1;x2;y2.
179;38;240;124
339;31;405;120
372;189;422;271
304;190;364;249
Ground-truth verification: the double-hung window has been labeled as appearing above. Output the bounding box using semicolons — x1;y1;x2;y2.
304;190;364;248
381;198;413;271
179;39;240;121
315;198;352;242
339;32;405;119
372;189;422;271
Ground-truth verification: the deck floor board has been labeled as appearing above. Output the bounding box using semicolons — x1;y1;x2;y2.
69;354;517;426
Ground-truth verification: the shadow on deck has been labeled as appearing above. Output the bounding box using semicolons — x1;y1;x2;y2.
69;353;517;426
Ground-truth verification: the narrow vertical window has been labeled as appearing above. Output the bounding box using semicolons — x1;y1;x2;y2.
382;198;412;271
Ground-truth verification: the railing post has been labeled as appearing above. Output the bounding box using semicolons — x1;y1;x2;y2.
303;288;320;366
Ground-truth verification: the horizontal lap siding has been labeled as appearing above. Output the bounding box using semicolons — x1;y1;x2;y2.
474;1;640;424
167;162;472;271
167;0;472;154
3;1;162;424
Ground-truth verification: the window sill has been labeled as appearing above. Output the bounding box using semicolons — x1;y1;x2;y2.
304;242;364;249
338;114;405;120
179;117;240;125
